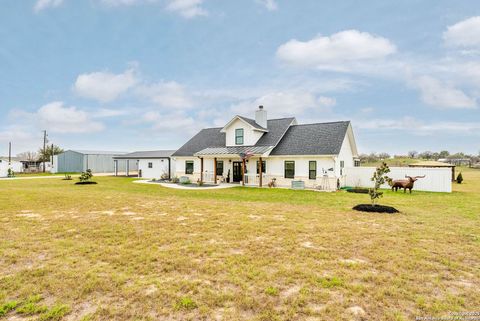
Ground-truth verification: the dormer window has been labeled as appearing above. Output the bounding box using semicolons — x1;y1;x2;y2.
235;128;244;145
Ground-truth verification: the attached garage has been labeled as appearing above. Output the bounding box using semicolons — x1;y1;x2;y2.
53;150;133;174
113;150;175;179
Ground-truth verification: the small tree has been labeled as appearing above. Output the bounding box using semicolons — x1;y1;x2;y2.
456;172;463;184
38;145;64;162
369;162;390;206
408;150;418;159
79;169;93;182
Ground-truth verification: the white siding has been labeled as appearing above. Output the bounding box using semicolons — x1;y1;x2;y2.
266;156;336;188
344;167;452;193
224;118;264;146
0;160;23;177
173;157;202;180
138;159;171;179
336;133;355;177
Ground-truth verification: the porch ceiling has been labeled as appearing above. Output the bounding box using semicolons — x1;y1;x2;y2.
194;146;274;157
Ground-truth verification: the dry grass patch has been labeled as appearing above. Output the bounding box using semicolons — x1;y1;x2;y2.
0;169;479;320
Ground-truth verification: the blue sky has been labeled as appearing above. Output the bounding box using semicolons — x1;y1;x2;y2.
1;0;480;156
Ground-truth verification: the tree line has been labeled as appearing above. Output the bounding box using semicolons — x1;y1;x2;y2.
16;145;63;162
359;150;480;165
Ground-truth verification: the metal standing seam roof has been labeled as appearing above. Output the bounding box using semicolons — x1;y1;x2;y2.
113;150;176;159
194;146;274;156
408;161;455;167
68;150;128;155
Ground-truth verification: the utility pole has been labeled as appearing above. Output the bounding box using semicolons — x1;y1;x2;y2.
51;143;54;169
43;130;47;173
8;142;11;165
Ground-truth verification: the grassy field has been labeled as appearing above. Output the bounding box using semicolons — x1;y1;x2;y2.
0;169;479;320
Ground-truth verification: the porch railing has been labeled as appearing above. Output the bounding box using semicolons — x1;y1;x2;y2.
244;173;269;186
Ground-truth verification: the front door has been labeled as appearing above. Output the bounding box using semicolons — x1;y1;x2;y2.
232;161;243;182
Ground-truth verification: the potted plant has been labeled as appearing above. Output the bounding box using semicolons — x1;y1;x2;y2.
226;169;230;183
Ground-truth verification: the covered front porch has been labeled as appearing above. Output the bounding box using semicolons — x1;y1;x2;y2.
194;146;273;187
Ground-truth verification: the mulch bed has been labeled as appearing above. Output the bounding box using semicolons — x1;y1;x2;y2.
75;181;98;185
352;204;399;214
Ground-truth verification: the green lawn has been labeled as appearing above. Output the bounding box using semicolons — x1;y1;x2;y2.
0;169;479;320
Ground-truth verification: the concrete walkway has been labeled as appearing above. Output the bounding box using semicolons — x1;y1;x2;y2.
0;175;72;181
133;180;237;190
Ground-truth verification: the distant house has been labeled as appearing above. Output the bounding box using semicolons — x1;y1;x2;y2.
113;150;176;179
172;106;358;189
0;157;23;177
53;150;133;174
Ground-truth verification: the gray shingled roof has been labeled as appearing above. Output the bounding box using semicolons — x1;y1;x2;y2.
172;127;225;157
195;146;273;156
172;118;294;157
113;150;175;159
269;121;350;156
256;118;295;146
237;116;267;131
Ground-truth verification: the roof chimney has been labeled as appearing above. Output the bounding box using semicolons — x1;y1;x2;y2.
255;105;267;129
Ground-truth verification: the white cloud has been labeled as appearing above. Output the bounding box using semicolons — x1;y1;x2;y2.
100;0;150;6
74;68;138;103
317;96;336;107
140;110;204;135
136;81;194;109
444;16;480;48
276;30;396;71
412;75;476;109
37;101;104;133
257;0;277;11
166;0;207;18
356;117;480;136
34;0;63;12
230;91;335;118
92;108;130;118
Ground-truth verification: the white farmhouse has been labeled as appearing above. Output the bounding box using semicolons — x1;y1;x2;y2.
172;106;359;189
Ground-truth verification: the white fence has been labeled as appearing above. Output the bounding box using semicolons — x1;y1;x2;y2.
344;167;452;193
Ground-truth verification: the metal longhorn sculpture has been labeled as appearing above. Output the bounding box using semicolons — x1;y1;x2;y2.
389;175;425;193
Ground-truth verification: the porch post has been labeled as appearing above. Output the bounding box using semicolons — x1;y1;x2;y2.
214;157;217;184
200;157;204;183
242;158;246;186
126;160;129;177
259;157;262;187
114;160;118;176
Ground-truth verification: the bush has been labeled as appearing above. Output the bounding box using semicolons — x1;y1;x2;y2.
456;172;463;184
7;168;14;178
62;174;72;180
78;169;93;183
197;179;204;186
171;176;179;183
160;172;169;180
